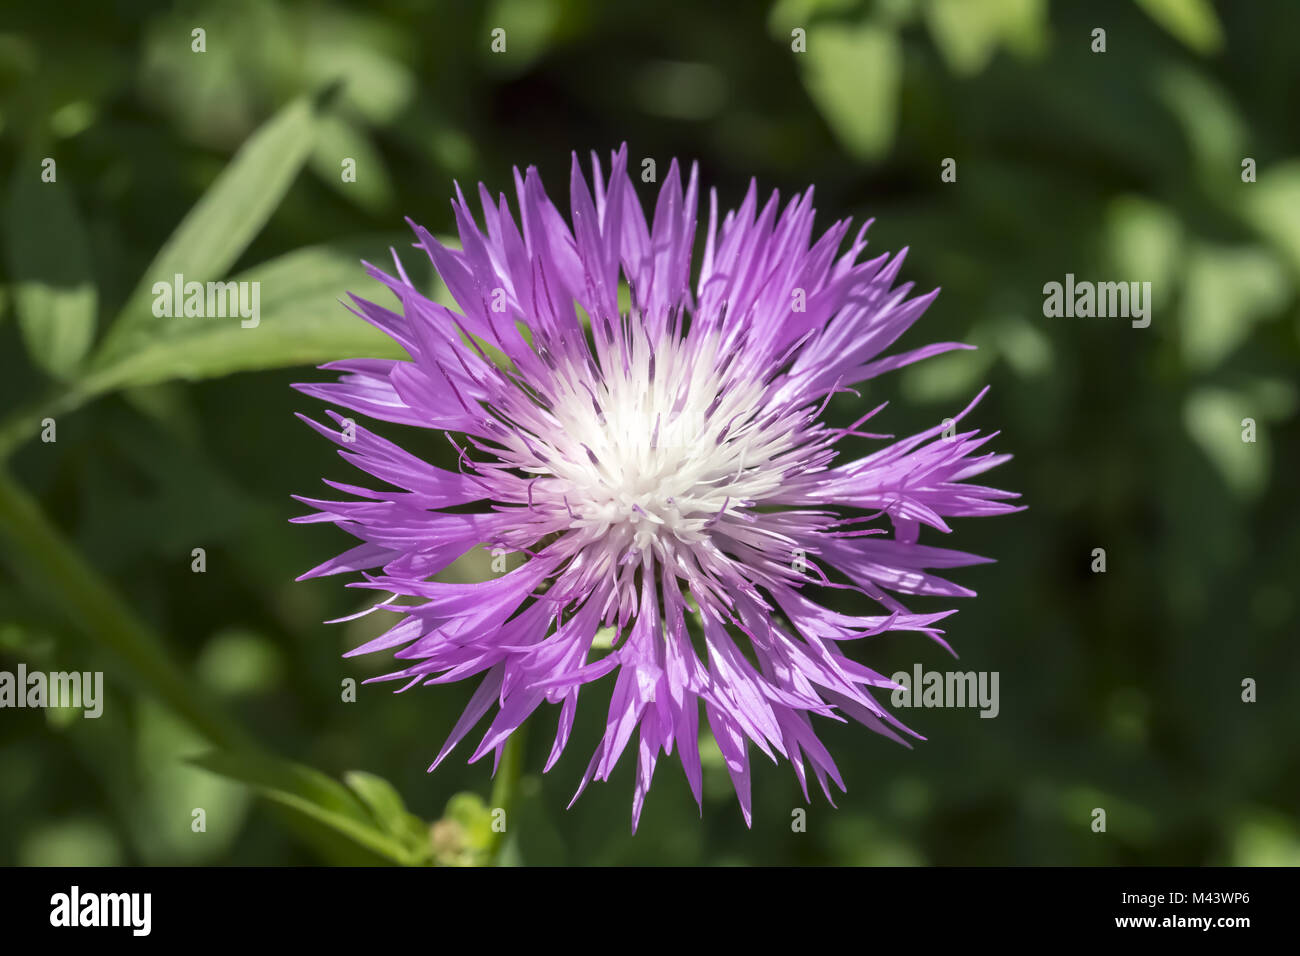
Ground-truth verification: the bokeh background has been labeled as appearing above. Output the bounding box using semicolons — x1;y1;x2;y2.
1;0;1297;866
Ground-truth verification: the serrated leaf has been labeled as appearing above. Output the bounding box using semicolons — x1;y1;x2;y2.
191;750;423;866
78;237;409;394
4;163;97;379
97;93;330;361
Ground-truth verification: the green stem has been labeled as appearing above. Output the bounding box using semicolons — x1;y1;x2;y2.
0;385;92;463
0;468;253;751
488;725;526;865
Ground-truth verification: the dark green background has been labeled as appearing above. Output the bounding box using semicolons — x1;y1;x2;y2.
1;0;1296;865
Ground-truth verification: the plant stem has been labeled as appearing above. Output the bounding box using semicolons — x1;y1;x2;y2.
0;385;91;464
0;468;253;751
488;725;526;865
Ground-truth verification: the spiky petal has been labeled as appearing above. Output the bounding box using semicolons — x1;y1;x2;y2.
294;145;1020;830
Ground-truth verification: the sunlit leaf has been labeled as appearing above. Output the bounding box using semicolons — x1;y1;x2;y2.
1135;0;1224;55
344;770;427;849
134;701;250;863
1232;813;1300;866
1242;160;1300;280
1180;243;1289;370
1157;65;1245;189
484;0;561;74
18;819;122;867
97;93;331;361
301;15;415;124
768;0;863;35
924;0;1046;75
800;21;901;161
4;161;97;379
1183;387;1267;499
191;750;424;866
80;238;409;393
309;115;395;212
1103;196;1184;310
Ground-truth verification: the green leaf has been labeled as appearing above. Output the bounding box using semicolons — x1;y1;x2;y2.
1232;812;1300;866
300;17;415;125
800;22;901;161
1135;0;1224;55
1183;387;1267;500
768;0;863;35
344;770;406;820
1242;160;1300;280
4;161;97;379
191;750;425;866
79;238;409;393
483;0;561;74
309;115;395;212
132;701;251;864
1180;243;1289;371
1103;196;1184;310
1156;66;1245;190
924;0;1047;75
97;93;331;361
344;770;427;848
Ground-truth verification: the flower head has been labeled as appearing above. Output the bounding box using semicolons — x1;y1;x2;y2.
295;145;1020;829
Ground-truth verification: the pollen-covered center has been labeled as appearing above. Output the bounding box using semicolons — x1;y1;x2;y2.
523;325;792;555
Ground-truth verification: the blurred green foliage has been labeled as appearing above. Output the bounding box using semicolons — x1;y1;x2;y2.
0;0;1297;865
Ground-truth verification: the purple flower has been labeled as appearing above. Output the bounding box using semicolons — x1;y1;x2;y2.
294;146;1020;830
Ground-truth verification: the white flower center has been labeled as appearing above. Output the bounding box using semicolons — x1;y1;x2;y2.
525;325;794;559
